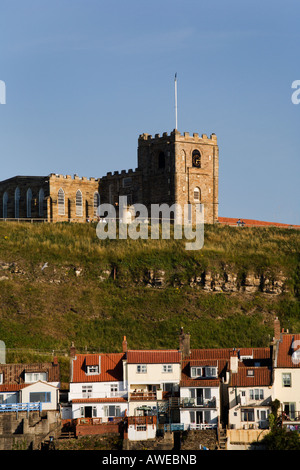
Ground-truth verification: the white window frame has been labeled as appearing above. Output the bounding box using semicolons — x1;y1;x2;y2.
86;365;99;375
282;373;292;387
137;365;147;374
162;364;173;373
24;372;47;383
82;385;93;398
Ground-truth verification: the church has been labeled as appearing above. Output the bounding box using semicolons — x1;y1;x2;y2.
0;129;219;224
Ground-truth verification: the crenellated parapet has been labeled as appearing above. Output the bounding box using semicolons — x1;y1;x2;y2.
138;129;217;144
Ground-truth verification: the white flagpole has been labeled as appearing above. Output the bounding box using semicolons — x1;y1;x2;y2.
175;73;178;130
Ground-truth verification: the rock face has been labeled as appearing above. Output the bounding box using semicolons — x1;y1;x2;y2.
0;259;289;295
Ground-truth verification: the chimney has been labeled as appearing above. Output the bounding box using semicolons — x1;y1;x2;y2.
179;327;190;358
273;317;281;341
70;342;76;358
122;336;127;353
53;356;58;365
230;354;238;374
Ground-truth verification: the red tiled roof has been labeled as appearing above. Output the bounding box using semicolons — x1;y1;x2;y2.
189;348;270;361
276;334;300;368
230;367;272;387
71;353;125;383
0;384;27;392
218;217;300;228
126;350;181;364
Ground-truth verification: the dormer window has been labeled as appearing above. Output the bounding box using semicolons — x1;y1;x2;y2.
25;372;47;383
85;356;101;375
191;366;217;378
86;365;99;375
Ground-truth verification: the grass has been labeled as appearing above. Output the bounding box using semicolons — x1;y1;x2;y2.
0;221;299;374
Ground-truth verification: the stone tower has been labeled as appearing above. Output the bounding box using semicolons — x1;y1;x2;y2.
137;129;219;224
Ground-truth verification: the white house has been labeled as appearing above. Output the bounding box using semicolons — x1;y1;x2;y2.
69;352;128;420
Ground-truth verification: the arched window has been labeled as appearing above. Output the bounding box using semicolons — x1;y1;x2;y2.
158;152;165;169
3;192;8;218
15;187;20;219
58;188;65;216
192;150;201;168
39;188;44;217
76;189;83;217
94;192;100;216
194;187;201;201
26;188;32;218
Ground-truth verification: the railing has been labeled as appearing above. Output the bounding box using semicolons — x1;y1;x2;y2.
281;411;300;423
130;391;157;401
0;218;48;223
164;423;184;432
180;398;217;409
186;423;217;430
75;417;124;426
71;391;128;400
0;402;42;414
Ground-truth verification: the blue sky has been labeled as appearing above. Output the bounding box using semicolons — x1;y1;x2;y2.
0;0;299;224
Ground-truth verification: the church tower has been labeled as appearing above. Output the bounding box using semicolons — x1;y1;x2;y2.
137;129;219;224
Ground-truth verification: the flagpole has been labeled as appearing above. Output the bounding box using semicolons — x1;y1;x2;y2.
175;73;178;130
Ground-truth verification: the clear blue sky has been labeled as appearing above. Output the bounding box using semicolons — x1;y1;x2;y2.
0;0;299;224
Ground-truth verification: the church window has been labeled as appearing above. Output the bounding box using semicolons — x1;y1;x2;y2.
58;188;65;216
158;152;165;169
26;188;32;218
3;192;8;218
94;192;100;216
76;189;83;217
15;187;20;218
192;150;201;168
39;188;44;217
194;187;201;201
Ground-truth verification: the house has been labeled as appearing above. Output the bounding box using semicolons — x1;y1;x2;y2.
272;318;300;429
68;347;128;421
227;353;272;430
0;358;60;411
179;354;224;431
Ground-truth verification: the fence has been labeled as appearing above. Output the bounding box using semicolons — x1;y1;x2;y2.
0;402;42;416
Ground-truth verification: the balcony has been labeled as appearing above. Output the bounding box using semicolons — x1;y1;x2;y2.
180;397;217;409
0;402;42;414
281;411;300;425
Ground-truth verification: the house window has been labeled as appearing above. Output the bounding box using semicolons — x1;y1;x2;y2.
2;192;8;218
25;372;47;383
26;188;32;217
205;367;217;378
86;365;99;375
247;370;254;376
39;188;44;217
104;406;121;417
58;188;65;215
137;365;147;374
76;189;83;217
0;373;3;384
29;392;51;403
82;385;93;398
249;389;264;400
162;364;173;373
94;192;100;216
15;187;20;218
241;408;255;422
137;425;147;432
191;367;202;378
282;373;291;387
110;384;119;396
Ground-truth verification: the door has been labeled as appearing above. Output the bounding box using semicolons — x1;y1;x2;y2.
85;406;93;418
196;389;203;406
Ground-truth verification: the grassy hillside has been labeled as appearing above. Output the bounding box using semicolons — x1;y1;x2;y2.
0;221;299;359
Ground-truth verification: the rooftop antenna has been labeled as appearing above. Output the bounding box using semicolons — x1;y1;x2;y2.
174;73;178;130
